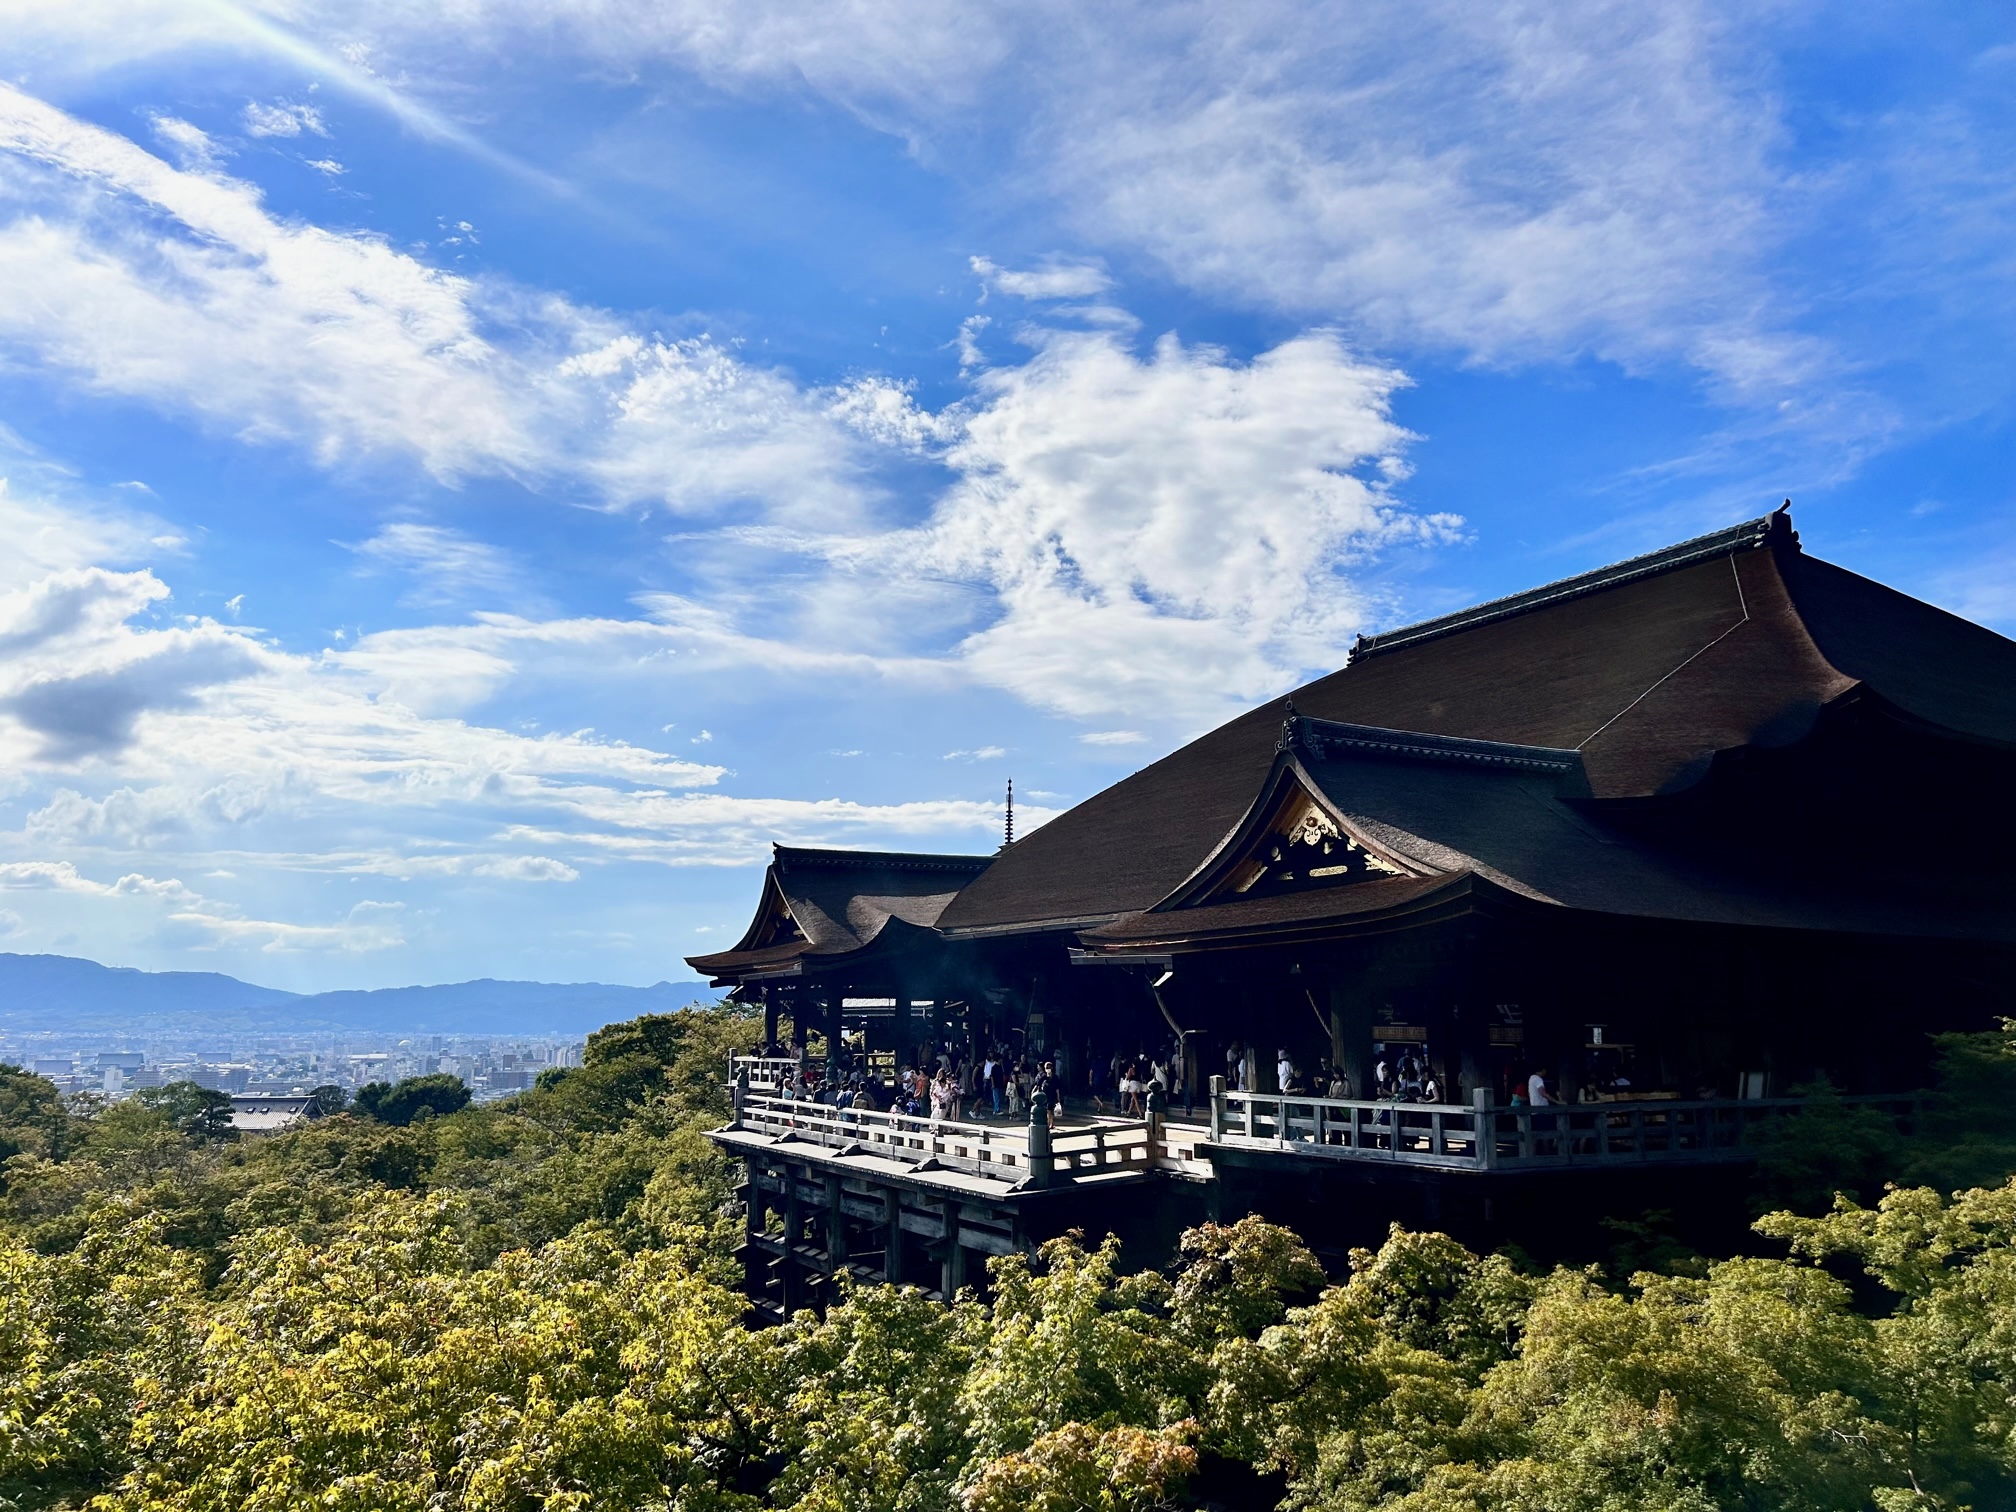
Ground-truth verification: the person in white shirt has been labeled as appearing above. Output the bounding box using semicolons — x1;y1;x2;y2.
1527;1068;1558;1106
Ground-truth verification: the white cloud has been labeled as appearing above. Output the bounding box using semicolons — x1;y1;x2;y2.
0;464;166;592
252;0;1814;390
0;85;893;525
346;521;526;605
1079;730;1144;746
943;745;1006;761
0;858;200;904
171;899;407;954
243;100;327;138
972;254;1113;301
0;1;1997;412
0;543;1035;901
0;851;407;953
148;114;225;171
858;323;1455;725
0;568;264;759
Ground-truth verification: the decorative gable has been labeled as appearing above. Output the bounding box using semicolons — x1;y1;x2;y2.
745;876;809;949
1192;778;1415;906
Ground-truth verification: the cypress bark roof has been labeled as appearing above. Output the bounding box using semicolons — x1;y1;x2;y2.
687;846;993;980
940;510;2016;934
1082;695;2016;949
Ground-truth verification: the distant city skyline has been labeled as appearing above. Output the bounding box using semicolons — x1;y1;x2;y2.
0;5;2009;991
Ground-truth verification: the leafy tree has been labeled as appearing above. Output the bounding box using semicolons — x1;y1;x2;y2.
306;1083;347;1115
134;1081;237;1142
1902;1021;2016;1192
353;1072;470;1126
0;1211;201;1506
1746;1078;1901;1214
14;999;2016;1512
964;1420;1199;1512
0;1063;75;1178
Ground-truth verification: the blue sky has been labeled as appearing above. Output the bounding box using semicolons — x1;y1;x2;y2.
0;2;2009;990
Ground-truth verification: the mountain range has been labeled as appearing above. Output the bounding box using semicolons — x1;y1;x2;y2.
0;953;717;1038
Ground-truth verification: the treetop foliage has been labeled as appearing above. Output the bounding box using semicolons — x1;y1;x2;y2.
3;1017;2016;1510
353;1071;472;1126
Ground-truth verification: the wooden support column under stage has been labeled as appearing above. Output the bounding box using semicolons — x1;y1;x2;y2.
883;1190;904;1285
825;1175;847;1269
780;1170;804;1314
744;1157;768;1301
940;1205;965;1298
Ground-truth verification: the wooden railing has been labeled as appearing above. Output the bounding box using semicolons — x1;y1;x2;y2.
730;1056;802;1093
730;1089;1164;1186
1210;1088;1925;1171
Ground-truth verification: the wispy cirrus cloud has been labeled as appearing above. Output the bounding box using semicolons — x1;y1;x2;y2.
242;98;326;138
0;83;896;526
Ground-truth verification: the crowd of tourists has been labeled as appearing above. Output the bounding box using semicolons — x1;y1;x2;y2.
759;1030;1655;1132
764;1042;1075;1128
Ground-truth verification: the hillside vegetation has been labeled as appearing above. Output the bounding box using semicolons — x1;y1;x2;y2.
5;1010;2016;1511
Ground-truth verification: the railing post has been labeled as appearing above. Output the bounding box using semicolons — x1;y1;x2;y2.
732;1065;749;1127
1026;1100;1055;1190
1209;1075;1226;1141
1473;1087;1495;1170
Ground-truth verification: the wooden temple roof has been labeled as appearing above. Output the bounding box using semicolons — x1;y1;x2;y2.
938;508;2016;935
1078;698;2016;951
687;845;992;982
692;510;2016;984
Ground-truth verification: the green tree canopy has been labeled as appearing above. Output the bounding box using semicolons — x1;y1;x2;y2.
353;1073;471;1126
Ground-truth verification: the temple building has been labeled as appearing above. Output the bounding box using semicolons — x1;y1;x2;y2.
697;509;2016;1312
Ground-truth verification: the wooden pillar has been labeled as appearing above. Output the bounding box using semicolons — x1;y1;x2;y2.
1455;1002;1491;1103
826;993;844;1075
892;990;914;1068
1328;981;1375;1101
780;1171;804;1314
744;1158;768;1302
883;1190;904;1285
940;1204;965;1298
762;988;779;1055
825;1174;847;1272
